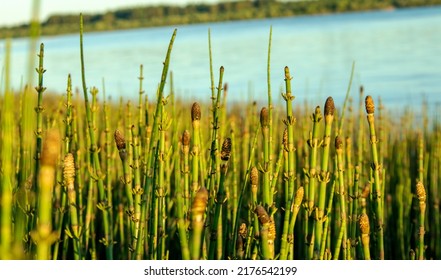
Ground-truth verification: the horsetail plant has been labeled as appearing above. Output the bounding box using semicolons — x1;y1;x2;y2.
365;95;384;260
279;67;296;259
181;130;191;214
1;40;14;260
34;130;60;260
416;181;426;260
34;43;46;193
266;26;274;178
63;153;82;260
191;102;202;198
359;212;371;260
155;93;171;260
260;107;272;208
208;137;232;259
80;14;112;258
2;14;441;262
142;28;177;260
64;75;74;153
176;131;191;260
255;205;275;259
282;66;296;204
101;80;114;255
250;166;260;242
232;124;261;259
334;136;348;260
229;124;240;245
306;105;323;259
207;66;225;207
52;75;75;260
287;186;304;259
130;125;143;255
30;43;47;250
315;97;335;255
138;64;145;137
114;130;134;230
190;187;208;260
319;177;336;260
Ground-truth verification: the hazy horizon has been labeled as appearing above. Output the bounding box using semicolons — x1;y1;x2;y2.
0;0;221;27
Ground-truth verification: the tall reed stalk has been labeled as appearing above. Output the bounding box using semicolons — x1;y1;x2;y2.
333;136;348;260
365;95;384;259
63;153;82;260
315;97;335;255
416;182;426;260
1;40;14;260
79;14;112;259
359;213;371;260
190;187;208;259
35;130;60;259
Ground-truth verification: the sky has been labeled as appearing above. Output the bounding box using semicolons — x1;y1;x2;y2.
0;0;220;27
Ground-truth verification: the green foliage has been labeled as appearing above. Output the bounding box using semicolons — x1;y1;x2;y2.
0;13;440;260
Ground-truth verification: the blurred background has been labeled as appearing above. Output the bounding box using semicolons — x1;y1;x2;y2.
0;0;440;111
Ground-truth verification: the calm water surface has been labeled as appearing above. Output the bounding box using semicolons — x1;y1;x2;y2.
3;6;441;110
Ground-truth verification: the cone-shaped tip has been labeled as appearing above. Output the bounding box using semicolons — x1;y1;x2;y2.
182;130;190;146
260;107;269;127
365;95;375;114
220;137;232;161
294;187;304;206
250;166;259;186
284;66;291;80
191;102;201;121
324;96;335;116
359;213;370;235
335;136;343;150
416;181;426;202
63;153;75;186
114;129;126;150
282;128;288;150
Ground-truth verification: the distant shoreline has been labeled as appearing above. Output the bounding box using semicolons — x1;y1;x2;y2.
1;0;441;39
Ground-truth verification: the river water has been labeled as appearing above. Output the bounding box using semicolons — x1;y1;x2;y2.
3;6;441;111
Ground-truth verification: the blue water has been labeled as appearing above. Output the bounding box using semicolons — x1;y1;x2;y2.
2;6;441;110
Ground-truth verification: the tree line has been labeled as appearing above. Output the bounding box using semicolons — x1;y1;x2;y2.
1;0;441;38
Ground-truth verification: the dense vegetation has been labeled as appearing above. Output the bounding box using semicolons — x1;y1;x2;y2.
1;0;441;38
0;14;439;260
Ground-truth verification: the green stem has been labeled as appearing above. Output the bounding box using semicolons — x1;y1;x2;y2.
306;106;322;259
64;154;82;260
1;40;14;259
287;187;304;260
176;132;191;260
416;182;426;260
208;161;229;259
316;97;334;255
131;125;143;256
333;136;348;260
207;66;224;203
33;42;46;203
35;131;60;260
232;126;261;258
319;178;336;260
80;14;112;259
365;96;384;260
190;187;208;260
